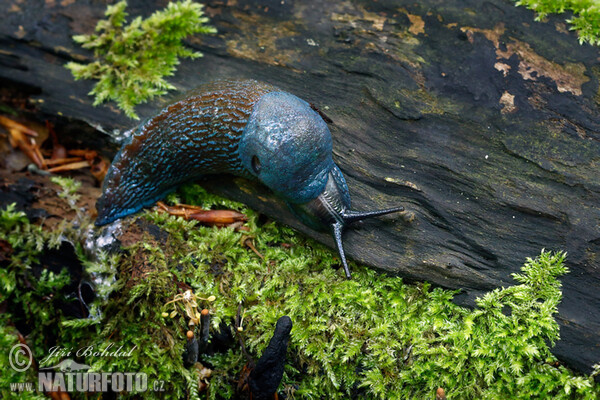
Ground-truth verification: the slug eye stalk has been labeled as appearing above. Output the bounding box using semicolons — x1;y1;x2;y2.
332;206;404;278
288;169;404;279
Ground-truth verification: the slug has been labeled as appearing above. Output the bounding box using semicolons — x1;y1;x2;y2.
95;79;402;278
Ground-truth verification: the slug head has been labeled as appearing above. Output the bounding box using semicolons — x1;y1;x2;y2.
239;91;333;204
240;91;403;278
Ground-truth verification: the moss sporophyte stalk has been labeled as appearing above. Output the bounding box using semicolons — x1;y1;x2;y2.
1;181;599;399
65;0;216;119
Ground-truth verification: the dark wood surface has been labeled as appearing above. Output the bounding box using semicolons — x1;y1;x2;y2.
1;0;599;372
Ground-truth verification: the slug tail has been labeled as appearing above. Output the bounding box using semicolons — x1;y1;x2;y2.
95;187;176;226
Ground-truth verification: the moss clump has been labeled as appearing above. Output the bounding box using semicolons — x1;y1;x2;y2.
0;204;82;400
66;0;215;119
1;182;599;399
514;0;600;45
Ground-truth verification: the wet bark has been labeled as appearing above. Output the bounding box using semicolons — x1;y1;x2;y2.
1;0;599;372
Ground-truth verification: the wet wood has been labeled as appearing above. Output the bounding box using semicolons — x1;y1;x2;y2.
1;0;599;372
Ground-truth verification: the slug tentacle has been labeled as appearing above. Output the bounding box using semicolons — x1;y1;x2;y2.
96;79;404;278
341;207;405;224
332;222;350;278
334;207;404;278
287;169;403;278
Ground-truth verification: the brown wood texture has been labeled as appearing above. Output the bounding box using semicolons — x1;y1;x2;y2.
1;0;599;372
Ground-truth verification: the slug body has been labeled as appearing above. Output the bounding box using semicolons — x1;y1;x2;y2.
96;80;402;277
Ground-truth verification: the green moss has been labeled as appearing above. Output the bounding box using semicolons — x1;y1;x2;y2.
0;204;84;399
514;0;600;46
1;184;599;398
65;0;215;119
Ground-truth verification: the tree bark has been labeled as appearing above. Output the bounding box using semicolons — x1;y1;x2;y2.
1;0;599;372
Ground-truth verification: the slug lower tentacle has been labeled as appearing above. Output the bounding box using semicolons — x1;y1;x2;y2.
96;79;403;278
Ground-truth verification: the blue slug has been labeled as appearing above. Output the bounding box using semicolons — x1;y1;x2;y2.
96;79;402;277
